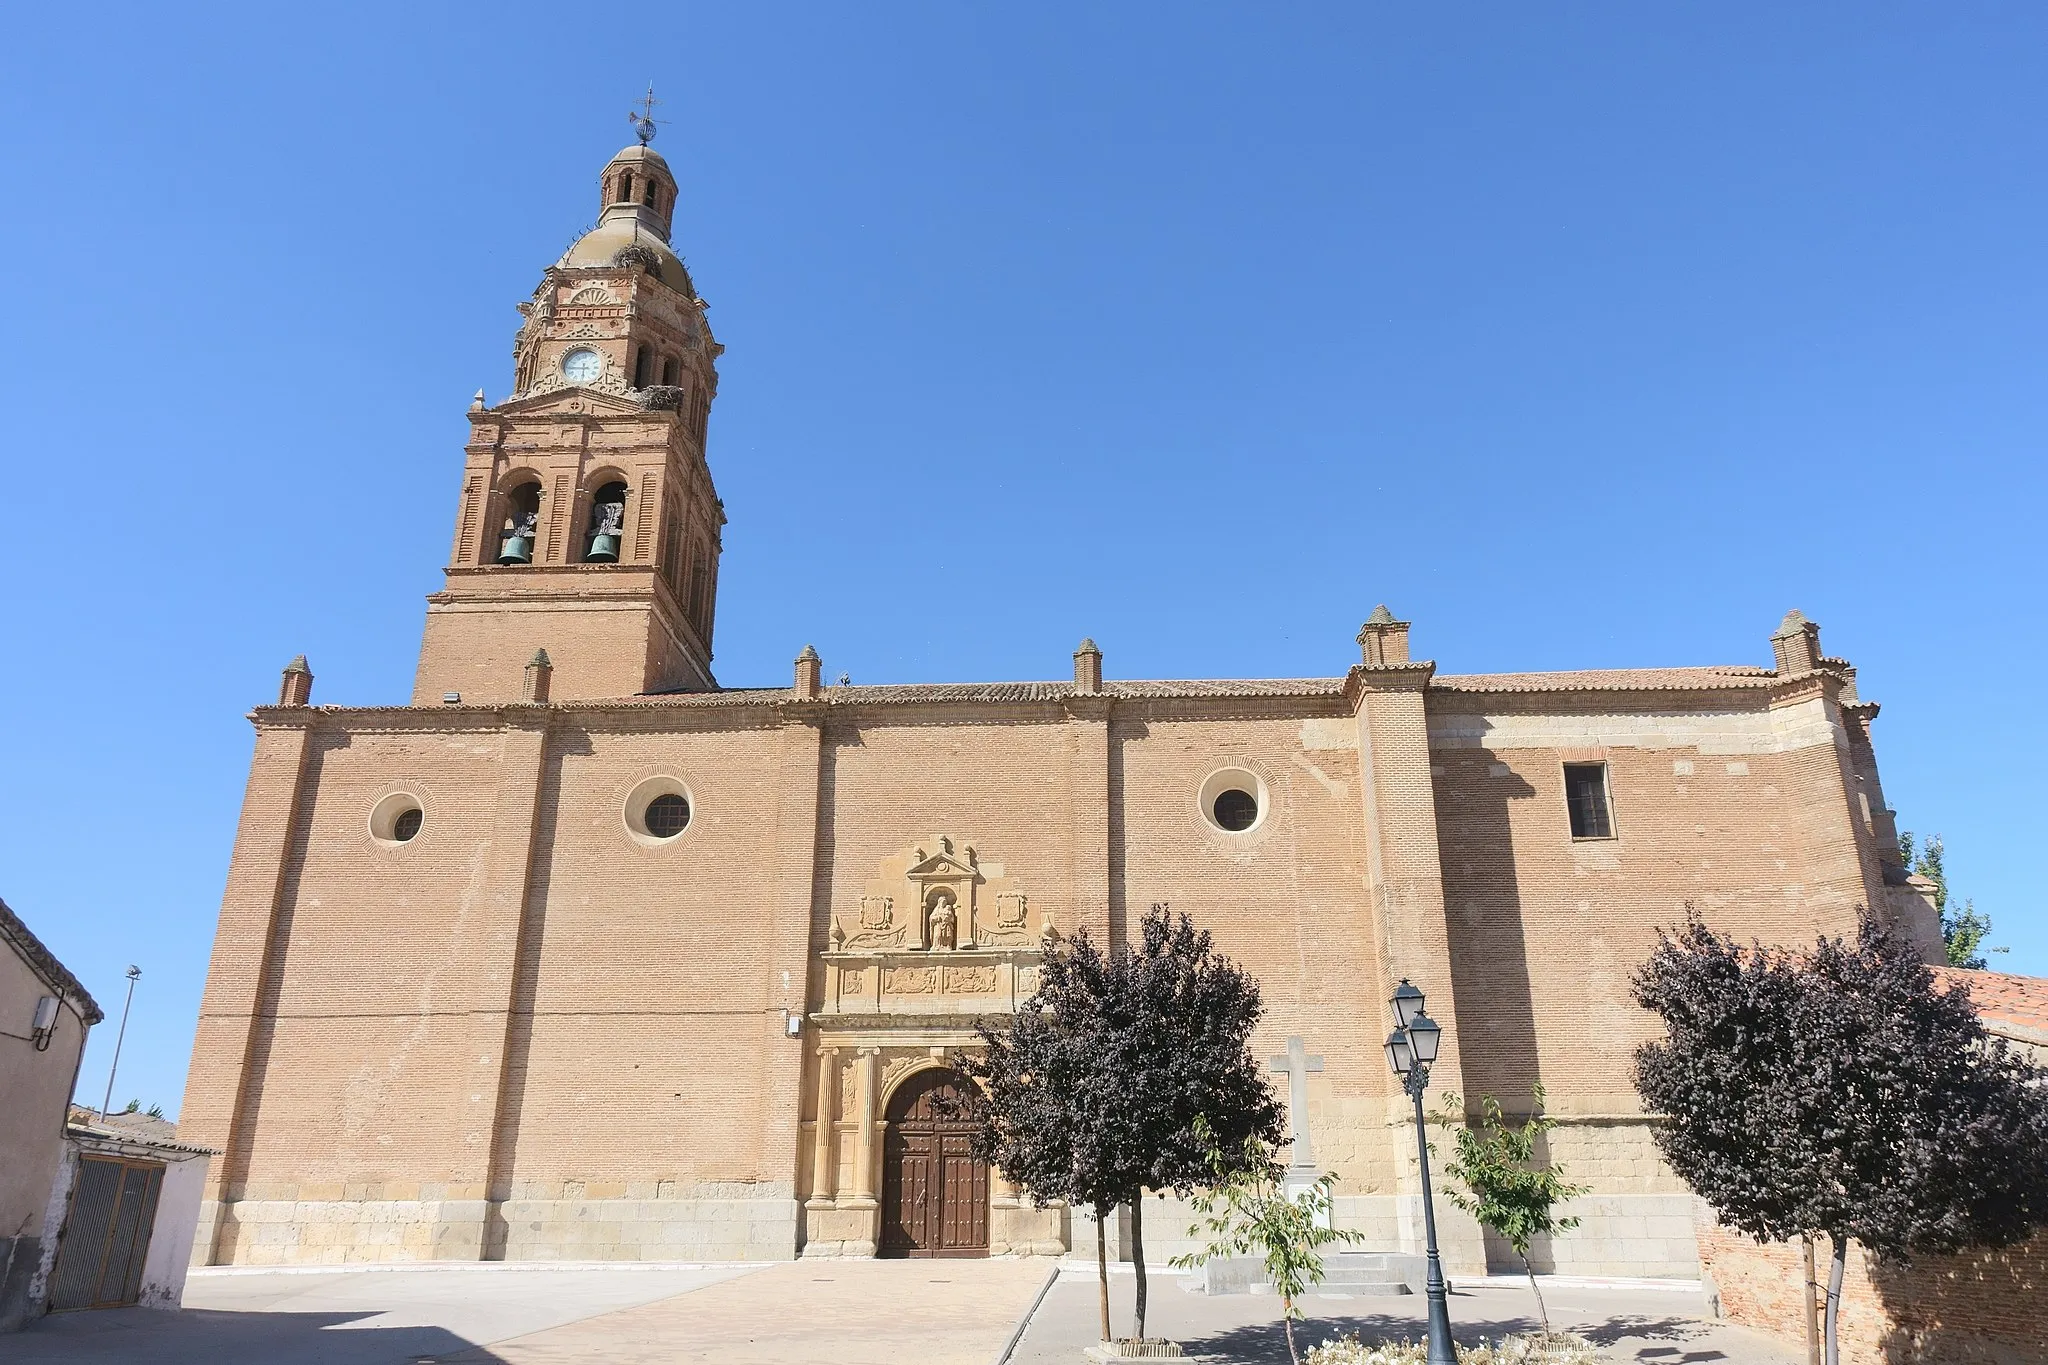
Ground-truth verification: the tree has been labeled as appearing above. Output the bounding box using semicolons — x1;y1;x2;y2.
1631;909;2048;1365
1899;831;2006;968
1171;1118;1367;1365
1432;1085;1588;1334
954;904;1284;1345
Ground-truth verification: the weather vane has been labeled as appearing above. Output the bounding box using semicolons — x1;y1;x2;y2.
628;84;664;145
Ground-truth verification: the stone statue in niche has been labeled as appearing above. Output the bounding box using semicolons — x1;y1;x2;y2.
928;893;957;951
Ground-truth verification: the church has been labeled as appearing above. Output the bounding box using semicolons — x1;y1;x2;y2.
179;129;1940;1276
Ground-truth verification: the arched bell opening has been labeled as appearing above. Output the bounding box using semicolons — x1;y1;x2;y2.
495;481;542;565
583;481;629;563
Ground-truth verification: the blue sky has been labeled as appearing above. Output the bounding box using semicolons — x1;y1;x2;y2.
1;5;2041;1117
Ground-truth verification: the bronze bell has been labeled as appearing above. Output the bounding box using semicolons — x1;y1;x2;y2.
586;532;621;563
497;534;533;565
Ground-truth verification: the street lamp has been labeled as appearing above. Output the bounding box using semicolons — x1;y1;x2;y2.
1384;978;1454;1365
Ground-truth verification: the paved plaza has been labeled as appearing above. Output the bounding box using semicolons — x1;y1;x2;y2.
0;1261;1799;1365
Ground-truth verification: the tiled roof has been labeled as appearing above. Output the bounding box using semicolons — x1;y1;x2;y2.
1431;666;1777;695
634;678;1351;706
0;897;102;1024
1935;966;2048;1041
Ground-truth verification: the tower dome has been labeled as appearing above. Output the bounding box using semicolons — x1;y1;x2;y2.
559;144;692;294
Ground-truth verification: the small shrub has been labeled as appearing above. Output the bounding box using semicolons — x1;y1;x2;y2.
1305;1333;1598;1365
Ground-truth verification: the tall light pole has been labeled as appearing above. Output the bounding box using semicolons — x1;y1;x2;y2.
1385;978;1455;1365
98;965;142;1121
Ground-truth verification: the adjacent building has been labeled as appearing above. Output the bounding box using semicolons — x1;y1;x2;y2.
1;900;100;1329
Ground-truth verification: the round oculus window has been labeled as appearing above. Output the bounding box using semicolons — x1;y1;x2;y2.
1211;788;1259;832
1198;765;1269;834
644;792;690;840
623;776;696;846
368;792;426;847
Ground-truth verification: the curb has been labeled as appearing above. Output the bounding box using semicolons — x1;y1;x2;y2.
993;1261;1064;1365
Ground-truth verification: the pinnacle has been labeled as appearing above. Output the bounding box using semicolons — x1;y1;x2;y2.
284;655;310;673
528;649;552;668
1774;609;1812;638
797;644;821;662
1075;638;1101;654
1364;604;1397;626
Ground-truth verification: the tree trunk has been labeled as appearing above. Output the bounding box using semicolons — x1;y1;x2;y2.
1801;1235;1821;1365
1095;1207;1111;1342
1282;1308;1301;1365
1522;1251;1549;1335
1131;1195;1149;1342
1823;1235;1847;1365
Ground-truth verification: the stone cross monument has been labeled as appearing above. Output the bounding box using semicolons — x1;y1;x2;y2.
1268;1036;1329;1225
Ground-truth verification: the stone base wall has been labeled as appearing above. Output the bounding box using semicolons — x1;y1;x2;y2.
1503;1194;1699;1278
0;1233;46;1333
1697;1213;2048;1364
202;1192;801;1266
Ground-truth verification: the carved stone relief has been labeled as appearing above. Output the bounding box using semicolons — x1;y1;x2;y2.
882;965;940;995
943;965;998;994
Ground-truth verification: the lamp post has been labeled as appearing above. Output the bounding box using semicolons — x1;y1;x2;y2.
1384;978;1455;1365
98;965;141;1122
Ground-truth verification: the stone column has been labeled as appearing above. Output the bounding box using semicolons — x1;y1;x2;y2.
807;1046;839;1208
844;1047;882;1257
849;1048;881;1202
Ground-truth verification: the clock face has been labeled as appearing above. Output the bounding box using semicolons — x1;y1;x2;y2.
561;348;602;383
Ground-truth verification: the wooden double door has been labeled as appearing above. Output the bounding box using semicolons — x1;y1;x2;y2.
879;1071;988;1258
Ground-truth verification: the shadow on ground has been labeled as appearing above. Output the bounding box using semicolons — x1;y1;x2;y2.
1191;1308;1742;1364
0;1306;502;1365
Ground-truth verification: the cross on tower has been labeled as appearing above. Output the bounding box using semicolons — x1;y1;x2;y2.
1268;1035;1325;1171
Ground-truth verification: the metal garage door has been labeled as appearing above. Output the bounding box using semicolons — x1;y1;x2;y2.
48;1155;163;1310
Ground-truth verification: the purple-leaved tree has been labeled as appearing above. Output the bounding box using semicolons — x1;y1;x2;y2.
1632;909;2048;1365
953;904;1283;1345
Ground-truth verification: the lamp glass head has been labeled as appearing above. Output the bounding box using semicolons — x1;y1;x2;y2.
1385;1027;1415;1076
1408;1010;1443;1064
1391;978;1426;1029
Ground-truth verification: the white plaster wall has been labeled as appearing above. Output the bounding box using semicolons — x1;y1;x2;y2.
136;1154;209;1309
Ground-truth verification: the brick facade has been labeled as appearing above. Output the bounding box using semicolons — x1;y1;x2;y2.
1698;1216;2048;1364
178;139;1941;1273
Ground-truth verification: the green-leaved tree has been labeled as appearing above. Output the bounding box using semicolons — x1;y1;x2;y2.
1433;1085;1588;1334
1899;831;2005;969
1170;1117;1367;1365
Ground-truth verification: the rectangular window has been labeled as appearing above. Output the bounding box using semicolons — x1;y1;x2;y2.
1564;763;1614;839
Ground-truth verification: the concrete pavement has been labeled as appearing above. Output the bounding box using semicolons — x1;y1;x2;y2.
0;1260;1796;1365
1008;1267;1803;1365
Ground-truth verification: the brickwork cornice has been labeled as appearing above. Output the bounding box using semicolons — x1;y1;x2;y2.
1060;693;1115;722
1345;660;1437;705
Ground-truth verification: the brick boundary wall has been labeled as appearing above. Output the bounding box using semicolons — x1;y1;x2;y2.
1695;1210;2047;1363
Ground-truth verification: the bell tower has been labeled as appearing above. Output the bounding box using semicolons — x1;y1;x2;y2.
414;114;727;704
